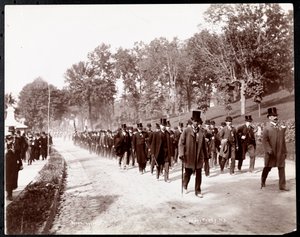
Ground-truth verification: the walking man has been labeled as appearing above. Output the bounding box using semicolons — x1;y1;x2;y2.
218;116;238;175
236;115;256;172
132;123;148;174
178;111;208;198
151;119;171;182
261;107;289;191
115;124;132;169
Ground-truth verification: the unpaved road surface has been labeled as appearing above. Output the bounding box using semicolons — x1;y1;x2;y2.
50;138;296;235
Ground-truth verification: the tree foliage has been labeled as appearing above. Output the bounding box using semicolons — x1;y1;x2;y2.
17;78;68;131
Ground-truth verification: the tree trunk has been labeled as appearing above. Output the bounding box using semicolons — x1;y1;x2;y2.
240;80;246;115
88;97;93;131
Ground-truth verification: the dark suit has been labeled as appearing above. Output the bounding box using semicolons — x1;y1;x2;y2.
236;124;256;171
132;130;148;172
219;125;238;174
115;130;131;167
151;129;171;181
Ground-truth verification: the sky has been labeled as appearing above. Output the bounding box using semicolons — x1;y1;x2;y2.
5;4;293;99
5;4;210;98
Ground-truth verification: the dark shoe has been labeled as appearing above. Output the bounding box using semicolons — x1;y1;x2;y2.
261;182;266;189
279;187;289;191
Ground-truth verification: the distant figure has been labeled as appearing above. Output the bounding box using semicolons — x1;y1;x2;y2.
261;107;289;191
256;125;263;142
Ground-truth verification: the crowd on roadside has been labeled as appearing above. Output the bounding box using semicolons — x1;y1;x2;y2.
5;126;53;201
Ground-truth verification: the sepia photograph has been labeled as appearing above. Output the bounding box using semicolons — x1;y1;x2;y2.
3;3;296;234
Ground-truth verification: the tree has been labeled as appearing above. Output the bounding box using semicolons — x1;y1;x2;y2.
114;47;140;122
65;43;116;130
17;77;68;131
204;3;293;115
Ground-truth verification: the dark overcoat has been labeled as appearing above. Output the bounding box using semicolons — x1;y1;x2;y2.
262;123;287;167
6;149;19;192
210;127;220;152
151;130;171;165
132;131;148;165
178;127;208;170
236;124;256;160
114;130;131;157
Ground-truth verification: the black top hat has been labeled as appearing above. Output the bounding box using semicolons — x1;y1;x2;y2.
121;124;127;129
225;116;233;122
166;121;171;127
210;120;215;125
267;107;278;117
160;118;167;126
191;110;202;122
147;123;151;128
179;122;184;128
8;126;15;132
137;123;143;128
204;120;210;125
245;115;253;122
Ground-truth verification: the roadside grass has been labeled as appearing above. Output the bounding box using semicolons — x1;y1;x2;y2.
5;149;66;235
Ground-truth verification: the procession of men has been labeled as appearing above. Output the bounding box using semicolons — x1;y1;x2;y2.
70;106;289;198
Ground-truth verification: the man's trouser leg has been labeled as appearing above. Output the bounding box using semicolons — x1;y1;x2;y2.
164;162;170;181
248;145;256;172
238;159;243;170
183;168;193;190
278;167;286;189
204;159;210;176
195;168;202;194
219;156;225;171
230;146;236;174
261;167;272;186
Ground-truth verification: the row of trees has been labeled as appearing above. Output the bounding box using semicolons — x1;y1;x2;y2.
9;4;293;131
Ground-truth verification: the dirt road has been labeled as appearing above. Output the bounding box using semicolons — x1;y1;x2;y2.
50;138;296;234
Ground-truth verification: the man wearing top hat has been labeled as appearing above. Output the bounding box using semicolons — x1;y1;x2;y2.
5;127;22;201
166;121;175;168
151;118;172;182
203;120;213;176
132;123;148;174
114;124;132;169
218;116;238;175
261;107;289;191
236;115;256;172
210;120;220;168
145;123;153;164
178;111;208;198
149;123;161;175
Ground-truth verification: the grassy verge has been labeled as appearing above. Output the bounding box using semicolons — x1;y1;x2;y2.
5;148;66;235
